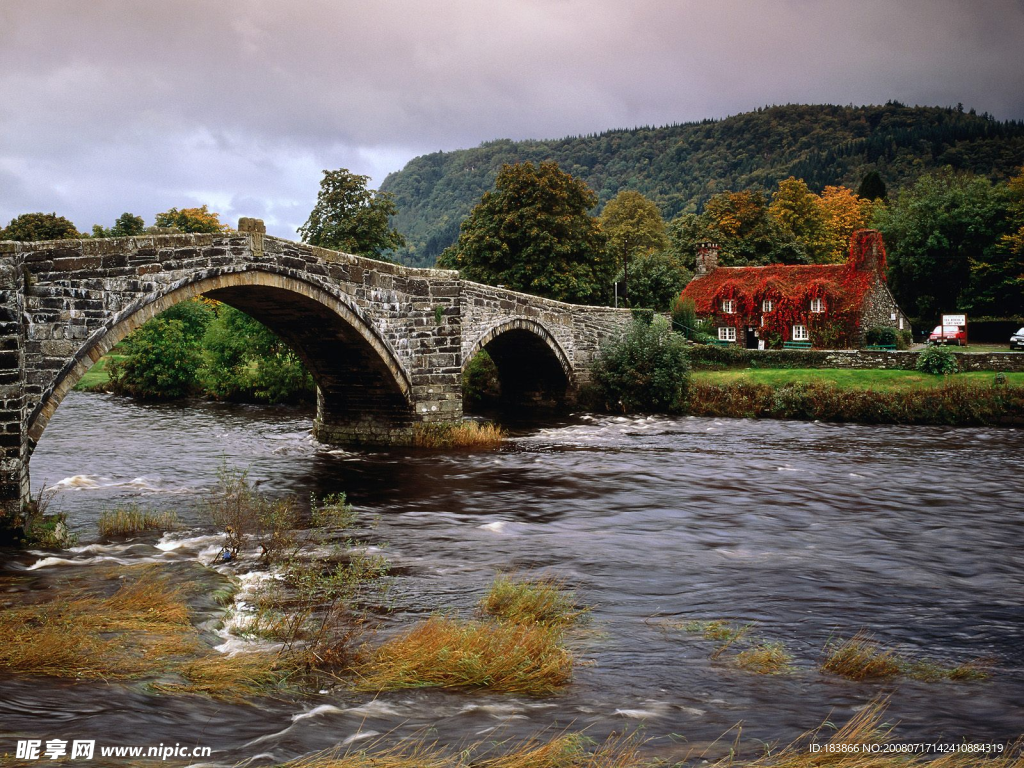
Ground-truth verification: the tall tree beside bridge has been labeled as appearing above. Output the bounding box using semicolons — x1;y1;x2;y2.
300;168;405;260
438;161;612;305
1;212;82;241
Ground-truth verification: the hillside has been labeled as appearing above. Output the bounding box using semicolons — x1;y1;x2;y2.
379;103;1024;267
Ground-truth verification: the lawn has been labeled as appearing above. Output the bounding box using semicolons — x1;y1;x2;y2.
693;368;1024;391
73;354;124;392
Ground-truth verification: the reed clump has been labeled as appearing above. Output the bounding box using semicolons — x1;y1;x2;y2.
97;504;179;537
412;420;506;449
279;732;645;768
821;633;989;682
482;574;588;627
153;652;291;703
735;641;794;675
349;615;572;695
0;567;195;680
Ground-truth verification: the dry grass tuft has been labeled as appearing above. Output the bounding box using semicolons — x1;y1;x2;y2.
412;420;506;449
709;701;1023;768
97;505;179;537
154;652;290;702
735;641;794;675
277;732;645;768
349;615;572;695
0;567;194;680
820;634;903;680
821;633;988;682
482;574;588;627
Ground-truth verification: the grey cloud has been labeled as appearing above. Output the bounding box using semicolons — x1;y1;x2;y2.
2;0;1022;239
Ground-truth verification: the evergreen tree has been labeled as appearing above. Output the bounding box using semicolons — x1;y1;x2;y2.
857;170;888;201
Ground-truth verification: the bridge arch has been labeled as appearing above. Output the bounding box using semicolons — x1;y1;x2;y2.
463;318;575;408
28;269;414;448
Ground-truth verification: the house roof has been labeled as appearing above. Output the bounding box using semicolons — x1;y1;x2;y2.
679;230;886;317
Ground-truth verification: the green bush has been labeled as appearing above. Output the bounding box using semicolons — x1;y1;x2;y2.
108;317;203;399
865;326;898;347
462;350;500;410
897;329;913;349
916;345;959;375
591;317;691;413
630;307;655;325
670;296;699;339
199;306;315;403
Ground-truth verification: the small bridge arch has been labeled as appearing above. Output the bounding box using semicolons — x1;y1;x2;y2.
463;318;576;408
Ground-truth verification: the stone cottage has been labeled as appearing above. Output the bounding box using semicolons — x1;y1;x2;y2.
677;229;909;349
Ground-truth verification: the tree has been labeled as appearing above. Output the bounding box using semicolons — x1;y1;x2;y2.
665;191;804;269
154;205;229;233
1;212;82;241
875;168;1011;317
616;250;691;311
599;190;668;304
769;178;830;263
299;168;405;260
818;186;874;263
970;166;1024;315
857;170;888;202
437;161;612;304
92;212;145;238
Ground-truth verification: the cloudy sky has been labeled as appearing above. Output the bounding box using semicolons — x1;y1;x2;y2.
2;0;1023;239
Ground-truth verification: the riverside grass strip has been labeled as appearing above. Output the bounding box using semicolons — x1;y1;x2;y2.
821;633;990;682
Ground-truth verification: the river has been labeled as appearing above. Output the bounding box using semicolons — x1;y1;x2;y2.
2;391;1022;765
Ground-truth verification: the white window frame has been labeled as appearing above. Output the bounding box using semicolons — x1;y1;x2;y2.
721;299;736;314
810;298;824;313
792;325;809;341
718;326;736;342
762;300;773;312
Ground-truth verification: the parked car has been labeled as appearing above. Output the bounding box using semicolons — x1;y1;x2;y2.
928;325;967;345
1011;327;1024;351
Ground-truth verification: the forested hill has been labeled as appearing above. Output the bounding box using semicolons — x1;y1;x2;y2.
379;103;1024;267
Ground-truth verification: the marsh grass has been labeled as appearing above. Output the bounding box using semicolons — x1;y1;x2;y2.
412;420;506;449
482;575;588;627
153;652;292;703
0;566;293;700
349;615;572;695
0;567;195;680
278;732;645;768
97;504;179;537
735;641;794;675
821;633;989;682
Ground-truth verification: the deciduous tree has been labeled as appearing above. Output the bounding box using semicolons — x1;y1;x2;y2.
92;212;145;238
599;190;668;302
299;168;405;260
1;212;82;241
154;205;229;234
438;161;611;304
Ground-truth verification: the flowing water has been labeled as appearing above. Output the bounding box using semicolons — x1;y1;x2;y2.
2;391;1022;765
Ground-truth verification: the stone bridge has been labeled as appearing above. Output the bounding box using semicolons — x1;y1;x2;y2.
0;220;630;516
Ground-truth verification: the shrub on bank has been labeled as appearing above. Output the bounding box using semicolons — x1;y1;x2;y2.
686;380;1024;426
916;344;959;375
591;317;691;413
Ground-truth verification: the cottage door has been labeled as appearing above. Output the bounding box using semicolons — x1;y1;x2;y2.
745;327;758;349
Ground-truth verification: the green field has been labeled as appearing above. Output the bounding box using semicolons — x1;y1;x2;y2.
73;355;124;392
693;368;1024;391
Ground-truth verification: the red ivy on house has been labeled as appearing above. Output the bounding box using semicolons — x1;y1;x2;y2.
679;229;887;348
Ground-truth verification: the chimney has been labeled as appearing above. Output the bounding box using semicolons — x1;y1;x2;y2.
695;242;720;277
849;229;886;276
